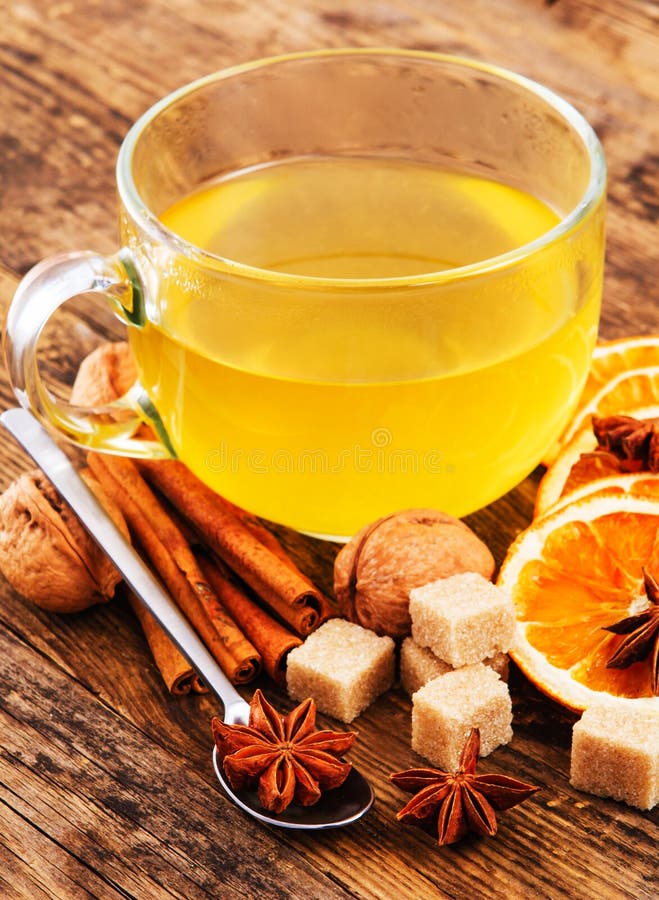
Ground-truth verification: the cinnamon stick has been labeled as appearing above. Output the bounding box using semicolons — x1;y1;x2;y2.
71;343;215;690
138;459;324;635
198;553;302;684
80;469;206;695
217;496;336;624
125;590;207;694
88;453;261;684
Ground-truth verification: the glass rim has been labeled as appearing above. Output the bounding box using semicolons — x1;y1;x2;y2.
117;47;607;290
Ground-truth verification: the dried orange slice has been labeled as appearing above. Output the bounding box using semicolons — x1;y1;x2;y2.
535;426;600;517
548;472;659;515
585;336;659;403
543;336;659;464
498;493;659;712
559;366;659;450
533;404;659;517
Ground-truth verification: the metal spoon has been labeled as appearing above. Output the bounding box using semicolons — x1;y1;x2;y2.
1;407;374;830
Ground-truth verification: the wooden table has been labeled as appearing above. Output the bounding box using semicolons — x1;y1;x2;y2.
1;2;658;897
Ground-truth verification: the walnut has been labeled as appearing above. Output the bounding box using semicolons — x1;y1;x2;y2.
0;469;121;613
70;341;137;406
334;509;495;638
0;343;137;615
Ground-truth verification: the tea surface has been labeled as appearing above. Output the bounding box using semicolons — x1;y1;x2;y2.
161;156;557;277
130;157;601;536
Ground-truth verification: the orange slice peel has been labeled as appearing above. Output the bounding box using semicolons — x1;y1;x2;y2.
499;493;659;712
543;336;659;465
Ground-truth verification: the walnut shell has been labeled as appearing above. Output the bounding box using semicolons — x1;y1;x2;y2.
0;470;121;613
70;341;137;406
334;508;495;638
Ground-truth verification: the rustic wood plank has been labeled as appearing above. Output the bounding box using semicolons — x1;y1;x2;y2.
0;625;350;899
0;789;126;900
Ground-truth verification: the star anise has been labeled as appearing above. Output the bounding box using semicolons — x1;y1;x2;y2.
592;414;659;472
211;689;357;813
390;729;539;846
603;567;659;695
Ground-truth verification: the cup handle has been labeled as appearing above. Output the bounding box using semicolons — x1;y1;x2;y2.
4;249;172;458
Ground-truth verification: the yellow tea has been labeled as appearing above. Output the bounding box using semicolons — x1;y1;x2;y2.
129;157;601;537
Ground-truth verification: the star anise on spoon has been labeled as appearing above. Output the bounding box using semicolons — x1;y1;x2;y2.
212;690;357;813
390;728;539;846
603;567;659;695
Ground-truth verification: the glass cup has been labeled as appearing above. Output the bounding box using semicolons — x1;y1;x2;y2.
4;49;606;539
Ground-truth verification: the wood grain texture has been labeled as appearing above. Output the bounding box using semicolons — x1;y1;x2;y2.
1;1;658;898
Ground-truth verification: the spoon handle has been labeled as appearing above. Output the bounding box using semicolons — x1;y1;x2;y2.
1;407;246;715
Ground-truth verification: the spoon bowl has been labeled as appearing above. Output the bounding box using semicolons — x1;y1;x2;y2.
2;408;375;830
213;747;374;829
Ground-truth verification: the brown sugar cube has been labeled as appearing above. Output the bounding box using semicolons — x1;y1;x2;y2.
286;619;395;723
485;651;509;682
490;653;510;682
409;572;516;667
412;663;512;770
400;637;451;696
400;637;509;697
570;702;659;810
